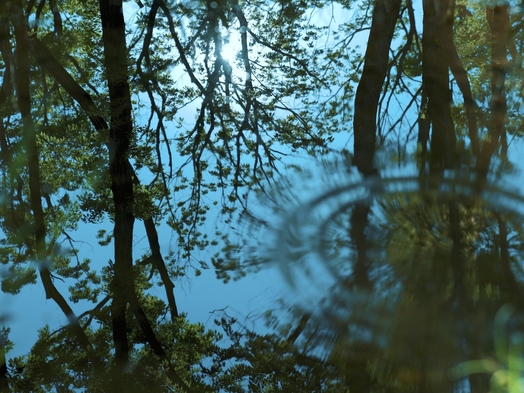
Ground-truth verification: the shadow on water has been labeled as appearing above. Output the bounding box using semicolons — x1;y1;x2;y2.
243;154;524;392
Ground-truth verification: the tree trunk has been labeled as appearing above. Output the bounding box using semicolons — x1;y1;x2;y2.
349;0;402;391
422;0;456;171
353;0;402;176
0;340;8;393
476;5;510;174
99;5;191;391
99;0;135;369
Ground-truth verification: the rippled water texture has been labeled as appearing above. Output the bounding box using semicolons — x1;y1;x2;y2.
245;157;524;390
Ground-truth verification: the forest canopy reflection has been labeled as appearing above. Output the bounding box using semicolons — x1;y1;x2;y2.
1;0;524;391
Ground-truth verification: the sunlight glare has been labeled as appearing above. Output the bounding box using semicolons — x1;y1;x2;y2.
220;28;242;68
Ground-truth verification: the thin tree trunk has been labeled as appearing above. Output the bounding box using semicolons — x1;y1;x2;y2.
351;0;402;290
99;0;135;369
143;219;179;319
10;0;92;352
444;39;480;156
353;0;402;176
129;298;193;392
476;5;510;174
0;338;8;393
422;0;456;171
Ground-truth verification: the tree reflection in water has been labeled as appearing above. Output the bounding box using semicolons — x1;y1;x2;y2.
243;155;524;392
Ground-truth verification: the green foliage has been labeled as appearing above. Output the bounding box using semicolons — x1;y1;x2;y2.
0;265;37;295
